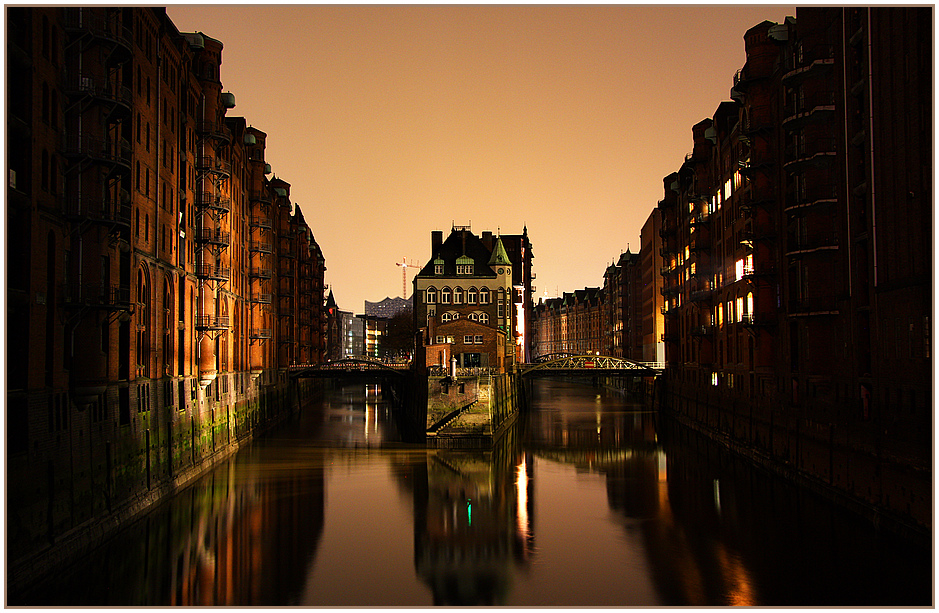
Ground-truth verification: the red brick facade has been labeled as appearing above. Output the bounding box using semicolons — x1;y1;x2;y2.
7;7;326;571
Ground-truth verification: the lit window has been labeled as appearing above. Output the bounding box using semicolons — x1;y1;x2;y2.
747;292;753;315
724;178;732;200
735;258;745;281
712;372;719;386
736;297;744;322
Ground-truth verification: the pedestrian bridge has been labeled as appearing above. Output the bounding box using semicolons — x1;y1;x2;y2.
288;358;410;379
521;354;664;378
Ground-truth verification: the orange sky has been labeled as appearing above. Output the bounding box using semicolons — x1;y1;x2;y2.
168;4;793;312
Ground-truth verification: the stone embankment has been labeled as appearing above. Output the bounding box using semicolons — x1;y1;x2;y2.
426;373;517;448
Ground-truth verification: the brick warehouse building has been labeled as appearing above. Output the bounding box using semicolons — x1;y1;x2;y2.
658;8;931;533
7;7;327;576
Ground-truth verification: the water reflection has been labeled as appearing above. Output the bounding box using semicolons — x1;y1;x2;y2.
13;379;930;606
412;425;534;605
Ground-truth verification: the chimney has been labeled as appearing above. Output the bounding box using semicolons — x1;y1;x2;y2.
431;230;443;253
482;231;493;250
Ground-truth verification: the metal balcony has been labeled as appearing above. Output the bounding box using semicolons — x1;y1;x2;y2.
249;189;273;205
63;73;132;120
250;328;272;340
62;283;133;311
660;285;681;297
249;267;273;279
62;134;132;172
785;233;840;257
195;121;232;143
194;227;231;247
63;9;133;64
782;92;837;131
64;195;131;231
250;241;273;254
250;292;273;304
784;139;837;172
195;155;231;178
249;216;272;229
194;191;231;213
195;264;231;281
782;47;835;85
690;288;713;303
195;315;230;330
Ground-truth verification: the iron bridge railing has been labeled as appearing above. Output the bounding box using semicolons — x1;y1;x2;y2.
522;354;664;376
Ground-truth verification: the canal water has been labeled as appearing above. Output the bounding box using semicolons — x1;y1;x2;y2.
14;379;931;606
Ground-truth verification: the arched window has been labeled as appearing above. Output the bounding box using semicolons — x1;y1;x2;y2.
425;287;437;304
469;312;478;321
467;287;477;304
453;287;463;304
441;312;452;323
478;288;490;304
479;313;490;325
441;287;451;304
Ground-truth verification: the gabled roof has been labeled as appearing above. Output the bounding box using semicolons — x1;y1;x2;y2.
416;229;497;279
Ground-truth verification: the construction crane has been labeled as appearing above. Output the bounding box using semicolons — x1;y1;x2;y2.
396;257;420;299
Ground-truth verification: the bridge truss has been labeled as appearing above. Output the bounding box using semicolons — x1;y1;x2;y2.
289;358;409;379
521;354;663;377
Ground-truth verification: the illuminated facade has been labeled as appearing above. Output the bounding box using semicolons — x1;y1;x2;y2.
414;227;520;372
659;8;931;530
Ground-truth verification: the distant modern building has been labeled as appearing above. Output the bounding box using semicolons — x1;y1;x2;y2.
365;296;412;319
413;226;517;372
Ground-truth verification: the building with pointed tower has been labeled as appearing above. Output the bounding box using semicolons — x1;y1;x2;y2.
413;226;517;373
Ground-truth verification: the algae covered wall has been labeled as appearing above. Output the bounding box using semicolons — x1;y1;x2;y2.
7;370;321;593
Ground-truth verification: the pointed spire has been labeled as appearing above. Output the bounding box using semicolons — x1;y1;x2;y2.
488;235;512;267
